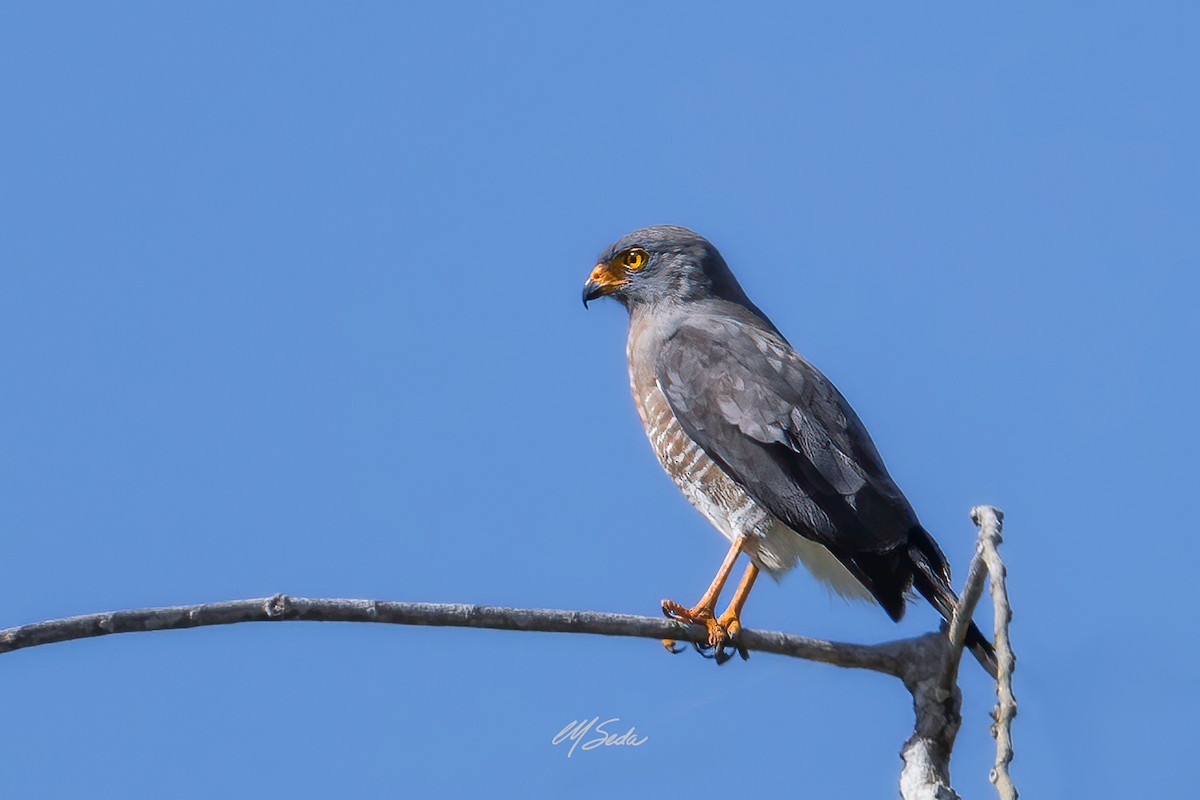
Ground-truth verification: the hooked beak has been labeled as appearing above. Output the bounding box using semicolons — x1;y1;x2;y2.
581;279;605;308
581;261;625;308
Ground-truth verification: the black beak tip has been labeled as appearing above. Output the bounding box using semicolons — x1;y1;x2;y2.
582;281;602;309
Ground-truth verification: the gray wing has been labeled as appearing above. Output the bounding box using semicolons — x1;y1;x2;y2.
656;315;919;555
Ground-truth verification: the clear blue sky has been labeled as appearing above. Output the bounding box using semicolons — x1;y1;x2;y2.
2;3;1196;797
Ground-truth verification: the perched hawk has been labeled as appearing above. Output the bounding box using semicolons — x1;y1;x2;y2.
583;225;996;673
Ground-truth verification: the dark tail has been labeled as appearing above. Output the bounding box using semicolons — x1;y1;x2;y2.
908;526;999;679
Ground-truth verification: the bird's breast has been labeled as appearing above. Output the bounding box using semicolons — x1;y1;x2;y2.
629;361;767;540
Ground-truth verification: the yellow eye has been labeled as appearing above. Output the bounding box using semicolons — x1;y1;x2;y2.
623;248;648;270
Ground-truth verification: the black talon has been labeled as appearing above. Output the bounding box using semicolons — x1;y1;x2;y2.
714;645;734;665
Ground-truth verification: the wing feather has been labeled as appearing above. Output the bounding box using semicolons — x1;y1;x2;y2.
656;315;917;555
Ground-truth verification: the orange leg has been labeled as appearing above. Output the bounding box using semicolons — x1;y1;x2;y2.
661;536;747;652
716;562;759;643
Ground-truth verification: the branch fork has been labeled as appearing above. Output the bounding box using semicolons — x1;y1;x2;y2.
0;507;1016;799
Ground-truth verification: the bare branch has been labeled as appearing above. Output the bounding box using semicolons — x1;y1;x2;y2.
0;506;1014;800
899;505;1015;800
899;629;962;800
973;505;1018;800
0;595;909;675
940;535;990;693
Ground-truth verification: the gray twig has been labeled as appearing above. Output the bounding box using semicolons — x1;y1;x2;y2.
941;536;990;693
0;507;1014;800
0;596;912;672
898;505;1015;800
974;505;1018;800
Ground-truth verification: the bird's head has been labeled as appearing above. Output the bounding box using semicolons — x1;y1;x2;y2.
582;225;756;312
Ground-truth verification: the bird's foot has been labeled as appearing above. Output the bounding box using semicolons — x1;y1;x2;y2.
661;599;747;664
714;609;749;664
661;598;721;644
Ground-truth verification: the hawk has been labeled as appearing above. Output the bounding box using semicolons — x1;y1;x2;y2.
582;225;996;673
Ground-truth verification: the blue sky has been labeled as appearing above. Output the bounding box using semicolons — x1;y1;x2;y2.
2;3;1196;797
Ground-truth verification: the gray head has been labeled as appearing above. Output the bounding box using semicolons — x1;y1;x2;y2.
582;225;765;318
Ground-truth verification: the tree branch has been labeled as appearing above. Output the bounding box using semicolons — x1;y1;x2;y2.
941;529;991;693
0;594;918;673
0;506;1014;800
975;506;1018;800
900;504;1004;800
